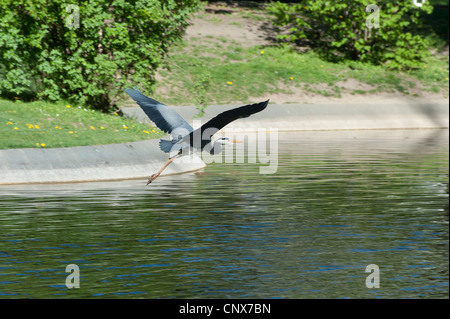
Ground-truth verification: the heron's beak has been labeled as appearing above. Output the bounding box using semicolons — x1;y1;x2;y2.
232;140;243;143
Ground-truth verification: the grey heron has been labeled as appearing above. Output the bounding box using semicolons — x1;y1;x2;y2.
126;88;269;184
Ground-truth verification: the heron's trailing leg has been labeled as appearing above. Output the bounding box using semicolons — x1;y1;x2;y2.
147;155;179;185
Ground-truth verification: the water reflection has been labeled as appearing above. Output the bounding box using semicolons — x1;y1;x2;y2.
0;129;448;298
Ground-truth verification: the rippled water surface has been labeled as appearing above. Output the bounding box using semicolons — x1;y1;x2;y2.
0;129;448;298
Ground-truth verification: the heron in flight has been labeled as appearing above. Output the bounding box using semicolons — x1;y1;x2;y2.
126;88;269;184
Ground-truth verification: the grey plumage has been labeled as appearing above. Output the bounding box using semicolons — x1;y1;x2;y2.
125;88;269;184
126;88;269;155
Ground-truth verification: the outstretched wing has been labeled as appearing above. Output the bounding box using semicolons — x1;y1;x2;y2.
200;100;269;134
125;89;193;135
182;100;269;150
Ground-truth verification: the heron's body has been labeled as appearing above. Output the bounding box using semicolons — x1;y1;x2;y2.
125;88;269;184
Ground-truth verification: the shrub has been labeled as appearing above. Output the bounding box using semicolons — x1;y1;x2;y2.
267;0;433;70
0;0;200;111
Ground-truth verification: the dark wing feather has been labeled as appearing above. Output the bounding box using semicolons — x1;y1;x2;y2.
125;89;193;135
180;100;269;151
200;100;269;134
183;100;269;150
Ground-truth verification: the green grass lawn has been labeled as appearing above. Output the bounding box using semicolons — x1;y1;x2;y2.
0;99;164;149
154;41;449;106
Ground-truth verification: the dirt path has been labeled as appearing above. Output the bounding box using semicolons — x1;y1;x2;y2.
185;6;271;48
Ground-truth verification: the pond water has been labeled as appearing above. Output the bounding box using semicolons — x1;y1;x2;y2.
0;129;448;298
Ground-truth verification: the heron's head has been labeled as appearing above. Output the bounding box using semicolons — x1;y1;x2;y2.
210;137;243;154
218;137;244;145
217;137;231;145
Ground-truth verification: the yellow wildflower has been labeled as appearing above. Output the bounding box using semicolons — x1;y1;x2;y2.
66;105;71;108
14;127;19;130
143;130;149;134
290;77;293;80
100;126;104;130
35;125;39;129
40;143;46;147
227;81;233;85
260;51;264;54
123;125;128;129
6;121;13;125
69;131;74;134
90;126;95;130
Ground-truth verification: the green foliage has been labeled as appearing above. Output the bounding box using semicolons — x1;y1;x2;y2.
267;0;434;70
0;0;200;111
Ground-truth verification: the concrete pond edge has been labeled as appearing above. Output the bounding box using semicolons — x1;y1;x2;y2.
1;102;448;185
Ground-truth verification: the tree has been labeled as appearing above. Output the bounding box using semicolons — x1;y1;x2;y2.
267;0;433;70
0;0;200;111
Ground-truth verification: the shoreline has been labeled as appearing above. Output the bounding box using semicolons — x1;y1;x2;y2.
0;139;205;185
1;101;448;185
